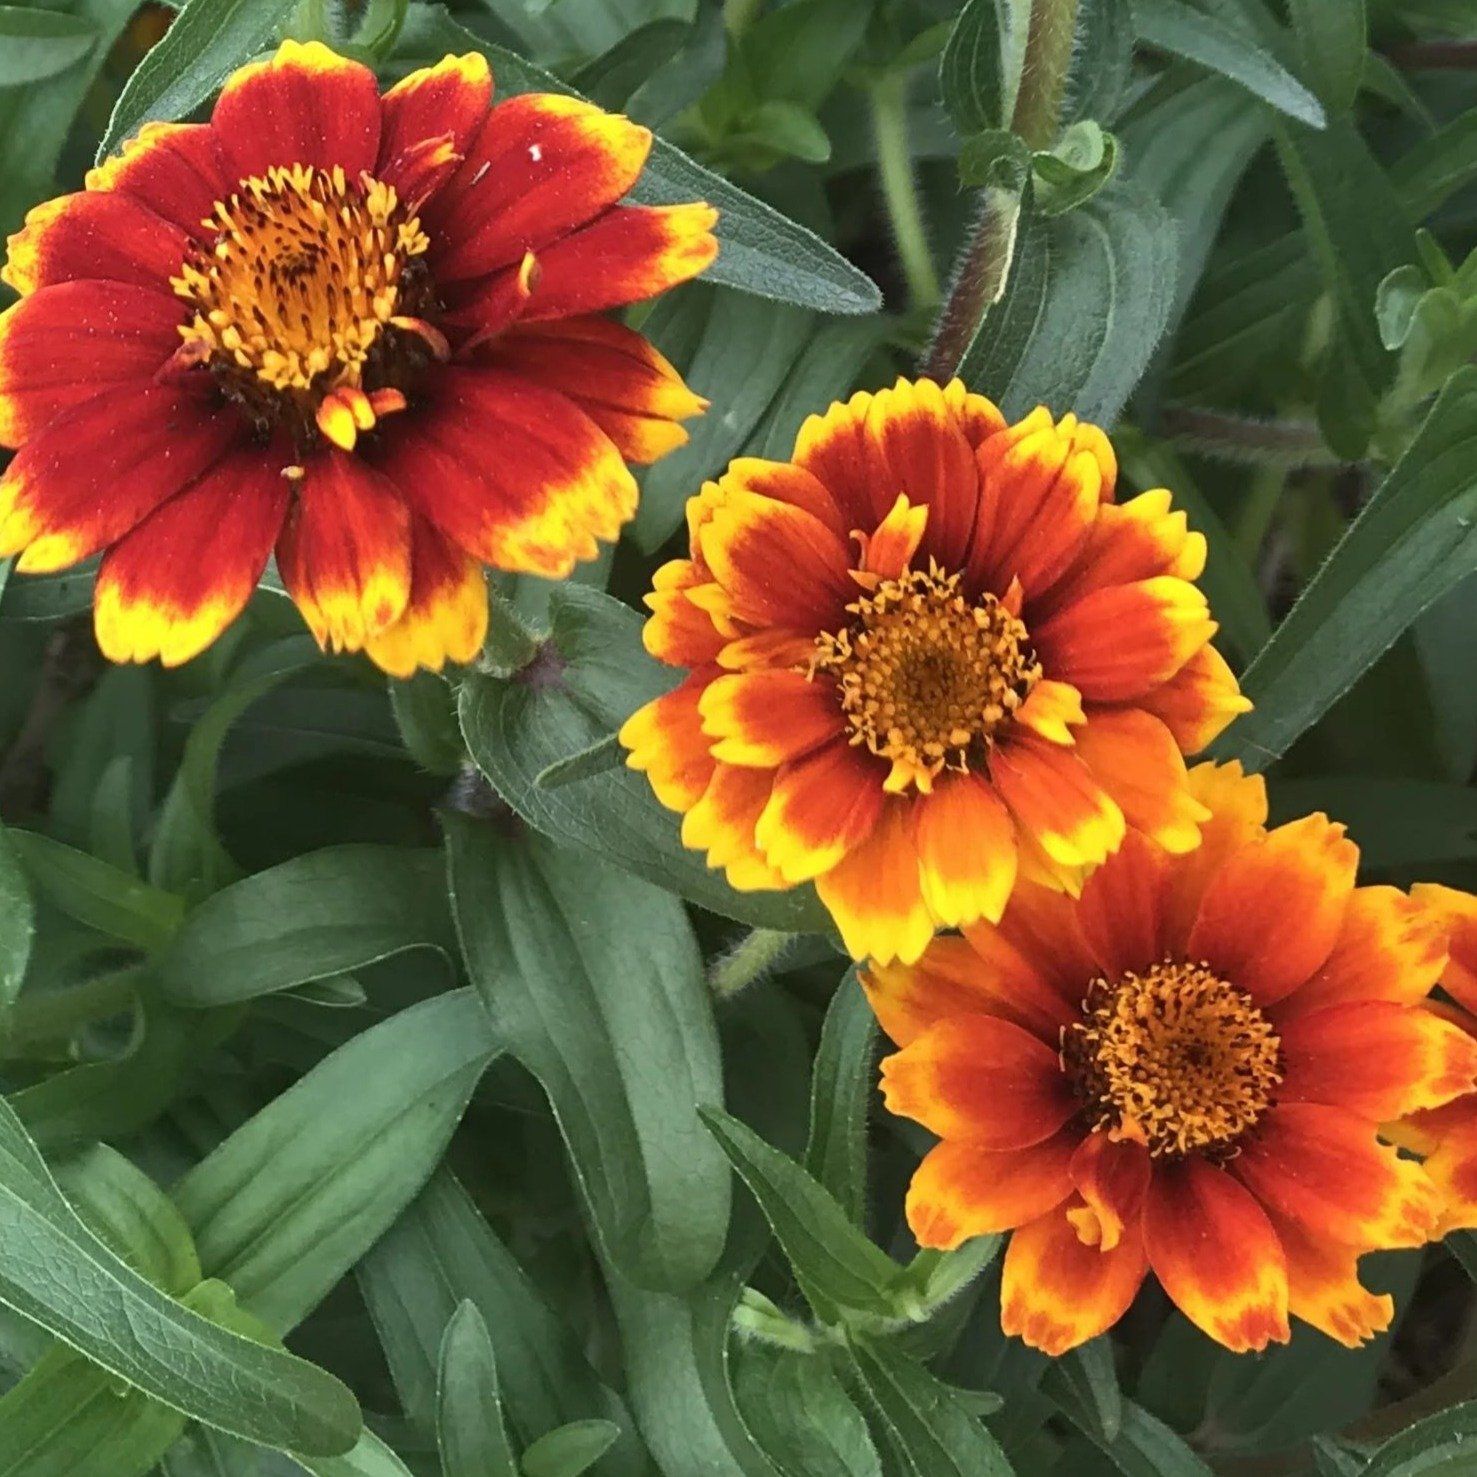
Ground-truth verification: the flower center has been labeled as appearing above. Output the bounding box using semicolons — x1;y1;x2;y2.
172;164;441;448
1062;961;1283;1160
810;565;1040;790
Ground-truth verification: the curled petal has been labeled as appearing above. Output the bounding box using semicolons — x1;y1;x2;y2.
907;1132;1077;1249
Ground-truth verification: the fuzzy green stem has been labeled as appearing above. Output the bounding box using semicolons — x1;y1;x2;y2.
922;0;1081;379
708;928;796;1000
477;581;542;678
870;74;941;311
1;967;142;1054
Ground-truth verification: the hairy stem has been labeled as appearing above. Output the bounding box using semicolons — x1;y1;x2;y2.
708;928;797;1000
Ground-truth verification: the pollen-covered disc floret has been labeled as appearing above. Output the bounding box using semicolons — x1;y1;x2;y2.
1063;960;1283;1160
172;164;435;443
811;564;1040;791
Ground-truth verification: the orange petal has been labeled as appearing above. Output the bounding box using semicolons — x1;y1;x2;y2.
1262;1208;1393;1347
620;673;715;813
1073;708;1208;854
1013;679;1085;746
755;739;884;884
1279;1000;1477;1119
490;316;706;466
680;761;784;891
1067;1132;1151;1253
879;1013;1077;1148
0;281;179;447
0;383;238;571
83;120;225;240
914;771;1017;929
1283;885;1449;1020
939;378;1008;450
699;669;843;767
861;932;1072;1050
973;409;1107;595
428;93;651;282
814;800;934;964
1414;883;1477;1017
1073;830;1170;981
1033;576;1215;704
1044;486;1205;608
212;39;381;180
1233;1102;1441;1251
1187;812;1359;1006
907;1131;1077;1249
94;451;288;666
276;453;412;653
1420;1115;1477;1234
989;736;1125;871
1137;643;1251;755
858;493;928;581
375;365;637;581
2;188;187;296
1001;1208;1147;1356
1143;1159;1290;1353
361;516;488;678
378;53;491;186
697;482;852;632
987;878;1101;997
642;558;726;668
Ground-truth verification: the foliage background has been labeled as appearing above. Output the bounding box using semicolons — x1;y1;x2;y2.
2;0;1477;1473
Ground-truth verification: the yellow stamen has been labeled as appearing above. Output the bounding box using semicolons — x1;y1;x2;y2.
1062;961;1284;1160
172;163;430;398
809;562;1040;793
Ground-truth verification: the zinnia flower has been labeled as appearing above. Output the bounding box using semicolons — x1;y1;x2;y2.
1393;884;1477;1232
0;40;716;674
864;761;1477;1354
621;378;1247;962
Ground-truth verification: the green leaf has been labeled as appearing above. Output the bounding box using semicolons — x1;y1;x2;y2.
52;1143;201;1296
388;673;465;775
698;1105;902;1327
0;6;95;87
1049;1392;1212;1476
1218;370;1477;770
1311;1436;1367;1477
1270;777;1477;870
0;1345;186;1477
396;7;880;316
1032;121;1119;216
1272;116;1413;458
436;1301;518;1477
803;972;876;1228
156;845;452;1007
846;1337;1012;1477
446;815;730;1292
631;288;815;552
958;183;1178;426
940;0;1030;134
97;0;298;162
174;989;498;1333
1285;0;1365;116
741;0;870;115
7;831;182;953
958;129;1033;191
1334;1401;1477;1477
457;584;831;932
0;1095;361;1455
1041;1338;1122;1445
521;1421;623;1477
0;822;33;1008
1129;0;1324;127
358;1169;645;1470
605;1267;779;1477
0;0;134;240
0;561;99;622
733;1344;882;1477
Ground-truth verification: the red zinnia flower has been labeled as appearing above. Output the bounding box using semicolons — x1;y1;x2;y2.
865;761;1477;1354
0;41;716;673
621;378;1247;962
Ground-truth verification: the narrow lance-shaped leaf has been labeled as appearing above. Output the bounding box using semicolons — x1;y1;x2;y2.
436;1302;518;1477
0;7;96;88
1219;369;1477;770
803;972;877;1227
0;1097;361;1456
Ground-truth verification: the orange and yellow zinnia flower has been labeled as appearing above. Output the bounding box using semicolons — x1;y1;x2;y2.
1393;885;1477;1233
620;378;1247;962
863;761;1477;1355
0;40;716;674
